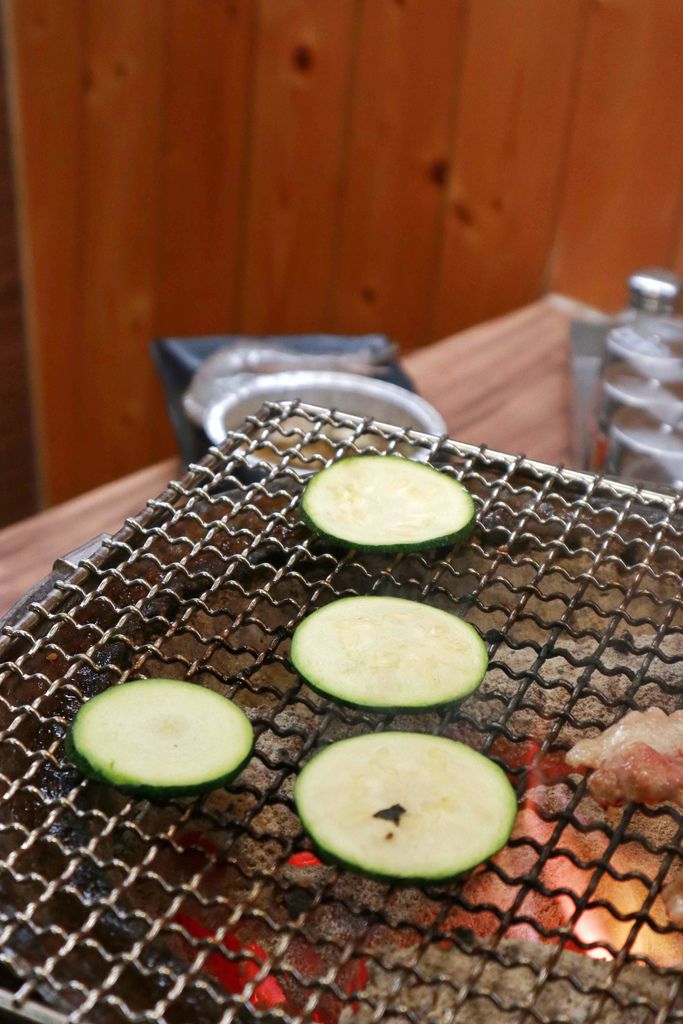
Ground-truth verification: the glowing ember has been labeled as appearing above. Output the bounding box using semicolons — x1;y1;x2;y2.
445;742;683;967
171;742;683;1024
565;876;682;966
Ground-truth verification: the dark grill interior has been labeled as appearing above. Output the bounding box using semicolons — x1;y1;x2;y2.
1;402;683;1024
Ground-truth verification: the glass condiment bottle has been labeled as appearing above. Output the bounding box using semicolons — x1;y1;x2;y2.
605;406;683;489
588;270;683;471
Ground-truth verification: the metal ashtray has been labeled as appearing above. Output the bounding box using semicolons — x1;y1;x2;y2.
203;371;447;465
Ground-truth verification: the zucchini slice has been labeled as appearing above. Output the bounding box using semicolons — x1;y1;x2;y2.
66;679;254;799
301;455;475;551
291;596;487;710
294;732;516;881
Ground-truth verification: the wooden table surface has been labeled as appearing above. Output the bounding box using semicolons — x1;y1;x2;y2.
0;295;579;616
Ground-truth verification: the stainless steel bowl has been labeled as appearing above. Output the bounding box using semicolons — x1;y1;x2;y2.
203;371;447;465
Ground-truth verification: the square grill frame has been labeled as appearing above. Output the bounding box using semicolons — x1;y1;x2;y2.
1;401;683;1024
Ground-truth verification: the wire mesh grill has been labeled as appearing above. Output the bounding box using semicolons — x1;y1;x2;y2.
2;401;683;1024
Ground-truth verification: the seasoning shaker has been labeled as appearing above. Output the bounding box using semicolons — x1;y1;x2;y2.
605;406;683;490
588;269;683;473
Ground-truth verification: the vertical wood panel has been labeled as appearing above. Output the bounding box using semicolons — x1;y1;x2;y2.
0;7;37;524
432;0;584;338
553;0;683;309
9;0;683;507
77;0;167;492
240;0;356;333
331;0;465;350
155;0;253;336
4;0;85;504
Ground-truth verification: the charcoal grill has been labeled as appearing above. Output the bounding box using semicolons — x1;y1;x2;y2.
2;401;683;1024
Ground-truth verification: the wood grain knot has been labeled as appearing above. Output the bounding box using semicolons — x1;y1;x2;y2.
361;286;376;304
428;158;449;187
453;201;474;226
292;45;314;72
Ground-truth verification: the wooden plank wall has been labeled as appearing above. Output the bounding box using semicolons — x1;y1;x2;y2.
6;0;683;504
0;8;36;524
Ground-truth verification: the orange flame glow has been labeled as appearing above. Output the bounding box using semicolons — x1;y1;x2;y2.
464;742;683;968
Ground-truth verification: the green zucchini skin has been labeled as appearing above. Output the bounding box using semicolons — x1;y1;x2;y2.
295;813;516;885
64;730;253;801
291;674;473;715
300;455;476;553
300;503;475;553
64;679;254;801
294;733;517;883
290;595;488;712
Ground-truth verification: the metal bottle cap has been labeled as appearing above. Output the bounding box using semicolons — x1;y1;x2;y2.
627;268;683;314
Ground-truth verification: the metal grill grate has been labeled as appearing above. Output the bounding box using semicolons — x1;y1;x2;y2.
2;401;683;1024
